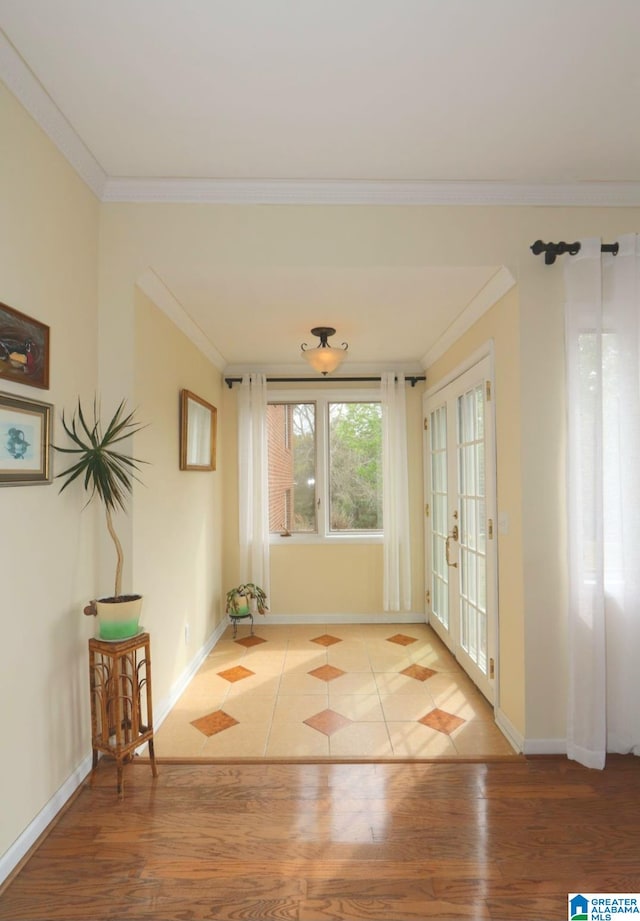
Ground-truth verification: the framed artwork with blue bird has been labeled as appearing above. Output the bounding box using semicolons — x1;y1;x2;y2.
0;391;52;486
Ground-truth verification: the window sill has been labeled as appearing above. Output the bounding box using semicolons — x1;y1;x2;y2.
269;532;383;546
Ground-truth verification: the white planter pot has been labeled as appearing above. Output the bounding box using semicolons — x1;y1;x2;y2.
95;595;143;641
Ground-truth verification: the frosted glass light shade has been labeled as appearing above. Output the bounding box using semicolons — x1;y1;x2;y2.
300;326;348;375
302;346;345;374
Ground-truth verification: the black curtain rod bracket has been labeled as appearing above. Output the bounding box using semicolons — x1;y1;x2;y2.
531;239;619;266
225;375;426;389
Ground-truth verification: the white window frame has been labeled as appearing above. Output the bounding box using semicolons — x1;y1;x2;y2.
268;387;383;545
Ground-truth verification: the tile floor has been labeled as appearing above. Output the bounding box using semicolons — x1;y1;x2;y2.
153;621;517;760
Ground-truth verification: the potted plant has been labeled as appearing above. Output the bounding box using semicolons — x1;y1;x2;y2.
226;583;269;617
53;398;147;640
225;583;268;637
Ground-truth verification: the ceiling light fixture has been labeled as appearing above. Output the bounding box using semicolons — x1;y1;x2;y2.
300;327;349;375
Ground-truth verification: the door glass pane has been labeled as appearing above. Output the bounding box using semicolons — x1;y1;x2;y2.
430;405;449;629
457;385;488;674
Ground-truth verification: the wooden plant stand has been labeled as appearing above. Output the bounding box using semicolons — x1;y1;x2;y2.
88;631;158;796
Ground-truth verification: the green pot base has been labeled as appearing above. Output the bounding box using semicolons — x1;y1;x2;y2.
98;619;141;640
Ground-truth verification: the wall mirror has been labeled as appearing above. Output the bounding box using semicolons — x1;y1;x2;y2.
180;389;217;471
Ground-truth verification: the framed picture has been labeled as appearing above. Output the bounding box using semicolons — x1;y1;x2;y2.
0;301;50;390
0;391;53;486
180;389;217;471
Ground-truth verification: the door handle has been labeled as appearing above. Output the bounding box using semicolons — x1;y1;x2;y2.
446;524;459;568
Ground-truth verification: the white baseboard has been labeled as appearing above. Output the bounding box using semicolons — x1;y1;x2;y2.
264;612;426;625
494;708;525;753
523;737;567;756
494;709;567;756
0;754;93;886
153;619;227;729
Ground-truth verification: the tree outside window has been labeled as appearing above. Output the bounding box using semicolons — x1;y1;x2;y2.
267;397;382;537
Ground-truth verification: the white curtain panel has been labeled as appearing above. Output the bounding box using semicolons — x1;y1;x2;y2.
237;373;270;598
381;372;412;611
564;234;640;769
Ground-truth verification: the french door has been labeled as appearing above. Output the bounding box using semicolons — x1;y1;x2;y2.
424;356;497;703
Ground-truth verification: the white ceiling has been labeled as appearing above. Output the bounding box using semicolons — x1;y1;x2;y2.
2;0;639;371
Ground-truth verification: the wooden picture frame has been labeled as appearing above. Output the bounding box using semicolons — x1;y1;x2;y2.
0;391;53;485
0;301;50;390
180;389;217;471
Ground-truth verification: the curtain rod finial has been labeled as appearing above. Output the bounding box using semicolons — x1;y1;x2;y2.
531;240;581;265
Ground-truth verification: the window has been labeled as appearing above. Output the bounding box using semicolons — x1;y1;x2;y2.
328;402;382;531
267;391;383;539
267;402;316;533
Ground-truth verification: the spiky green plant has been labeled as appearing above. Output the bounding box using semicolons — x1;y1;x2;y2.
53;399;147;599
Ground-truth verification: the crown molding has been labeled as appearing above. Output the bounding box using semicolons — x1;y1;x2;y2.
4;32;640;208
102;176;640;207
136;268;226;370
1;31;107;199
423;266;516;367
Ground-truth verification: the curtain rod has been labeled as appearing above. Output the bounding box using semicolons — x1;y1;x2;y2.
225;375;426;389
531;239;619;265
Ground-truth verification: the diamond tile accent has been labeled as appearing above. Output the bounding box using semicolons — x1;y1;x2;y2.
191;710;239;737
311;634;343;647
419;708;466;735
304;708;353;736
308;664;346;682
401;664;437;682
235;635;267;648
217;665;255;683
387;633;418;646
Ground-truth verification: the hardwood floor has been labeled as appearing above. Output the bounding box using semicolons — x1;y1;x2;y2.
1;756;639;920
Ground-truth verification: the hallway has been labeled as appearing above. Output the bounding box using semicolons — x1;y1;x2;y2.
153;622;516;760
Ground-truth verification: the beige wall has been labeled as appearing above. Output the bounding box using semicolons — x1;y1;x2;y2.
0;84;100;861
133;288;224;706
426;287;525;735
0;86;226;878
